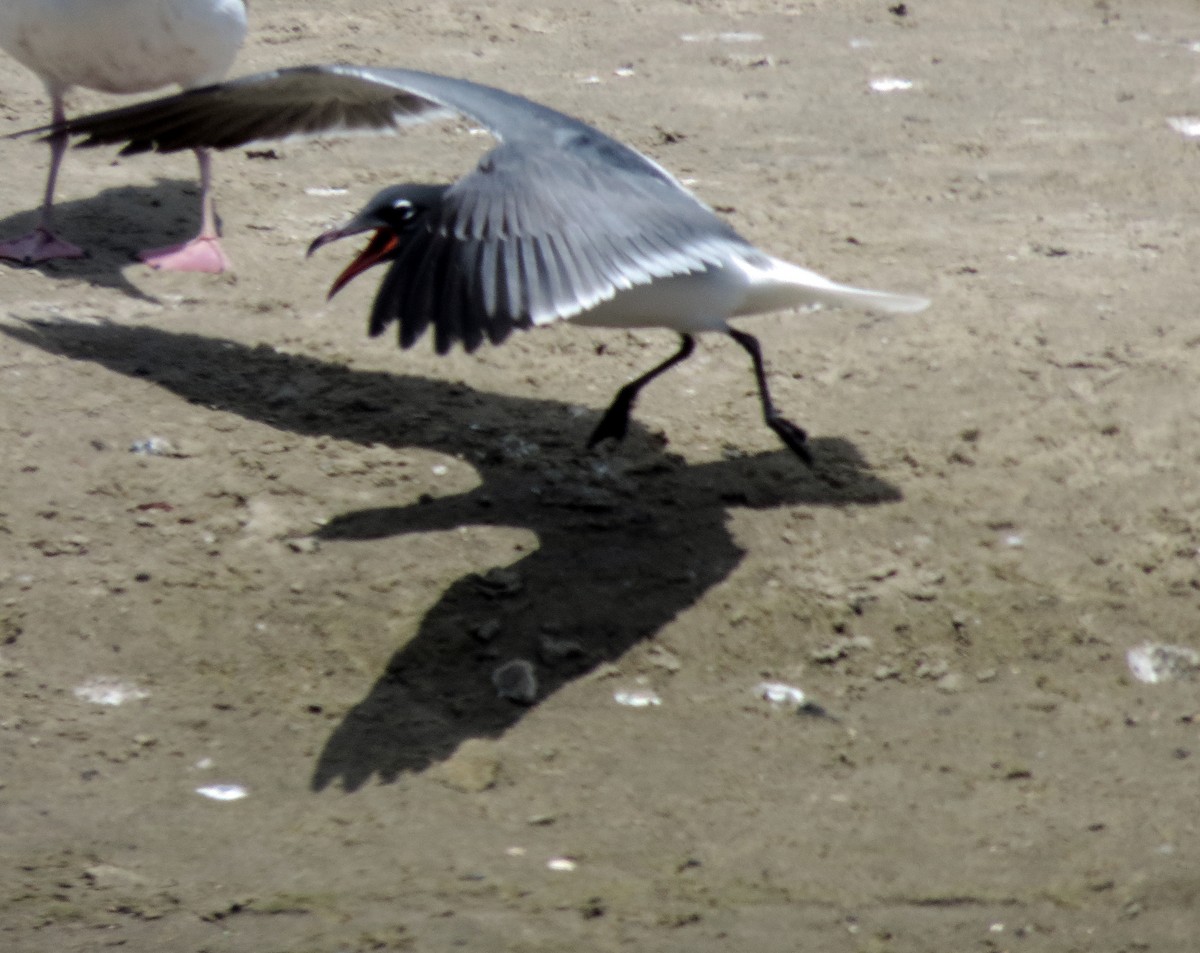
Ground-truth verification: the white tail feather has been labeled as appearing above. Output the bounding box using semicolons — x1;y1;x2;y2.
734;254;930;317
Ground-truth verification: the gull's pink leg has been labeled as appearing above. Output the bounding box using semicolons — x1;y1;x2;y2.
0;93;86;264
138;147;232;273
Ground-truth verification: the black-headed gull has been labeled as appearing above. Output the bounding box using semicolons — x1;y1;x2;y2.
29;64;929;460
0;0;247;271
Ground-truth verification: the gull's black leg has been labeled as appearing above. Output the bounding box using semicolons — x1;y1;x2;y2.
727;327;813;465
588;334;696;447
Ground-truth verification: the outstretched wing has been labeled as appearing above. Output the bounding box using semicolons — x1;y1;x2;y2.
369;138;749;353
14;65;456;153
14;62;686;196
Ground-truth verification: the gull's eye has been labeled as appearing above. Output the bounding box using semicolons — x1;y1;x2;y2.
387;199;423;227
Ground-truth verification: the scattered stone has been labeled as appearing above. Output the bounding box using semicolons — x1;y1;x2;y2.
936;672;966;693
472;619;502;643
585;662;622;682
915;657;950;680
83;863;150;890
475;567;524;598
493;659;538;704
434;739;501;793
812;635;873;663
902;570;945;601
645;645;681;672
867;563;900;581
538;634;584;665
32;535;89;557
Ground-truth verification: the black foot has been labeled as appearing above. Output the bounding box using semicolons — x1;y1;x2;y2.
726;327;813;467
587;334;696;450
768;415;813;466
587;392;634;447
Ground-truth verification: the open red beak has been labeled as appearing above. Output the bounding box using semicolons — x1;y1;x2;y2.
308;227;401;300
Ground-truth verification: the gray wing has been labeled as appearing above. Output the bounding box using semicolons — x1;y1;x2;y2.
369;139;750;354
16;65;457;153
14;63;683;194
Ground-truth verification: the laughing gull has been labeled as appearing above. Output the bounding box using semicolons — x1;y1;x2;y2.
0;0;247;271
26;64;929;460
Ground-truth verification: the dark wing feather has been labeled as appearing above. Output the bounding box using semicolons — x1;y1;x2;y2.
13;66;453;153
366;139;752;352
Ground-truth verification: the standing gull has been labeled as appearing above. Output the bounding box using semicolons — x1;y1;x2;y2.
28;64;930;460
0;0;247;271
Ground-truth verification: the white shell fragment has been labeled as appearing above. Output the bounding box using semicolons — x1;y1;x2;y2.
869;77;914;93
1167;117;1200;138
493;659;538;704
73;677;149;706
546;857;578;872
679;31;764;43
195;783;249;801
613;687;661;707
1126;643;1200;684
754;681;807;706
129;436;182;457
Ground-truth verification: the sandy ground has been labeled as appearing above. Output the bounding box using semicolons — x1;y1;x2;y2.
2;0;1200;950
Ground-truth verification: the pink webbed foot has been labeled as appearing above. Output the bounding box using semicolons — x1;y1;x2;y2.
0;228;86;264
138;235;232;274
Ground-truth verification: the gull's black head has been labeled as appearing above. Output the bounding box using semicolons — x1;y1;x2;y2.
307;183;450;299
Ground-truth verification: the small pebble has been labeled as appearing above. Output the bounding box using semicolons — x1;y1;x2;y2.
434;739;501;792
538;635;584;665
493;659;538;704
472;619;502;643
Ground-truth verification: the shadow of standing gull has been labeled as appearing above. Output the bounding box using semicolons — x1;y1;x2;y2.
2;318;901;791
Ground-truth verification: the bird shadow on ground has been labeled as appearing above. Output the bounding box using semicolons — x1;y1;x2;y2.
0;179;207;300
3;317;902;791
